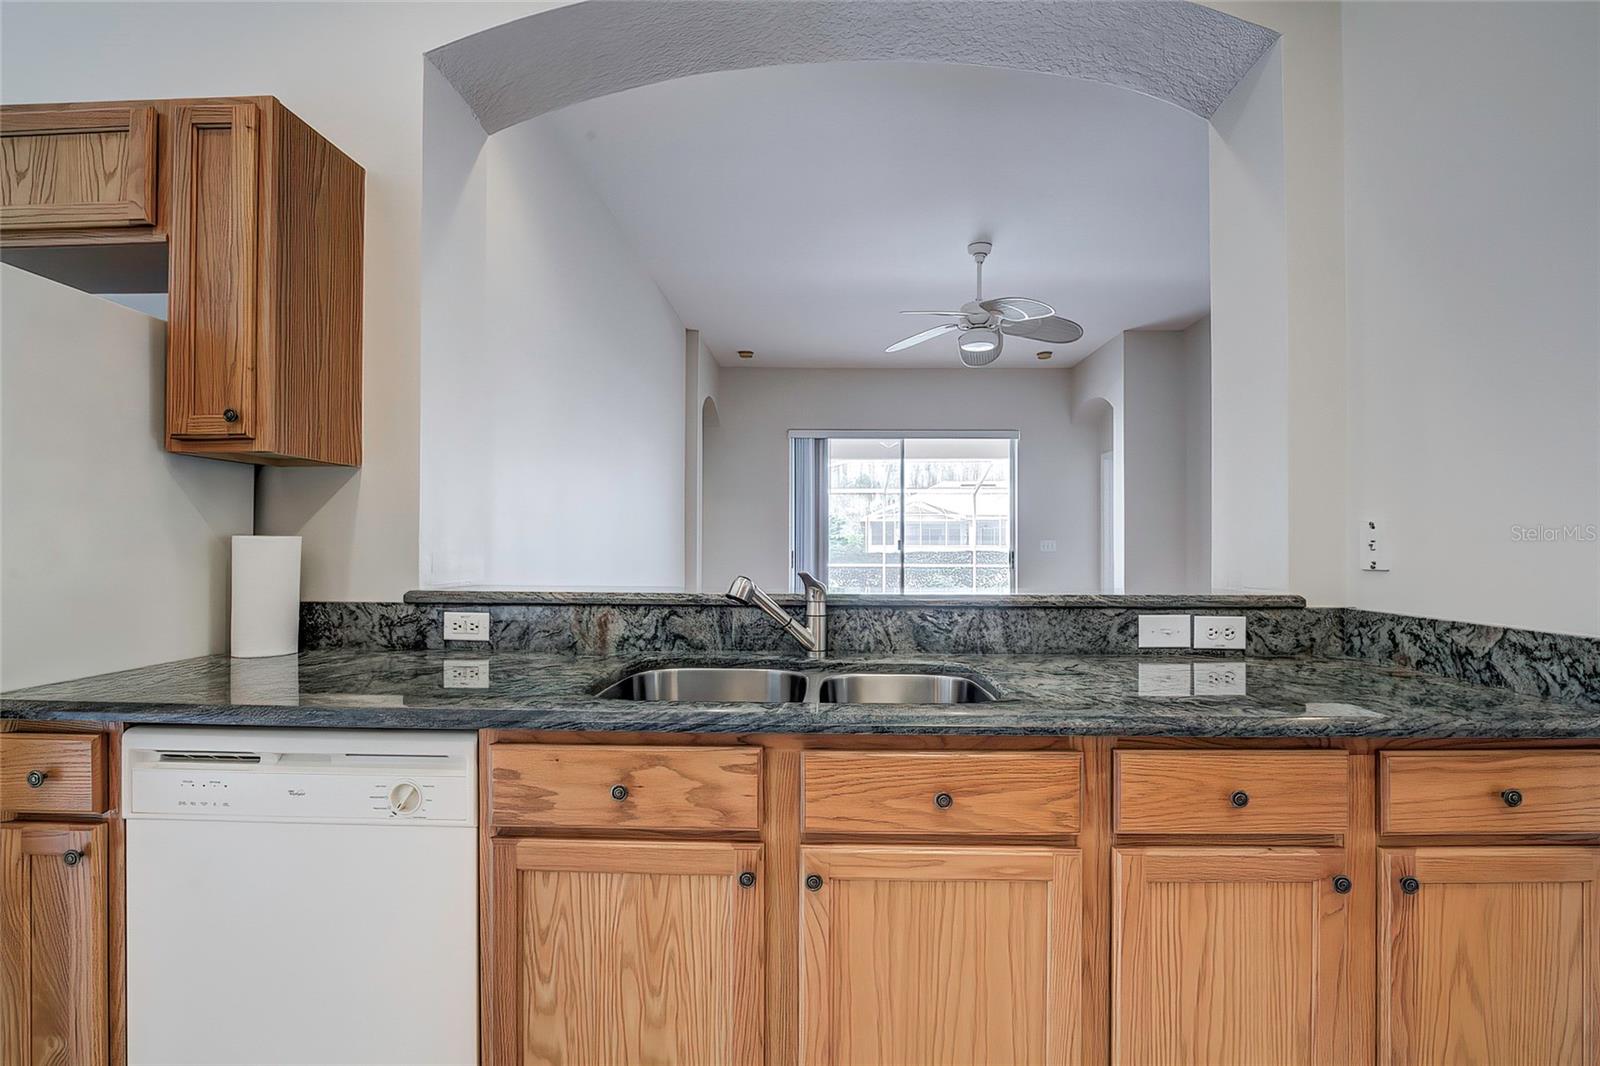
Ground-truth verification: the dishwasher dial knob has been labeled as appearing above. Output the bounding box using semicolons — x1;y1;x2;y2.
388;782;424;815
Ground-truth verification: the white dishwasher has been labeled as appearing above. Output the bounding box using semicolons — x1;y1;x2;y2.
123;726;478;1066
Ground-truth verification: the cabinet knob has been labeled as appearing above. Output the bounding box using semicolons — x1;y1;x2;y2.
1501;788;1523;808
805;873;823;892
25;769;47;789
609;784;629;802
738;871;757;888
62;849;83;868
1229;790;1250;808
1332;875;1353;895
933;791;954;809
1400;875;1420;895
223;408;240;423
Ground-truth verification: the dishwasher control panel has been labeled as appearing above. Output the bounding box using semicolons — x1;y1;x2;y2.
121;727;477;826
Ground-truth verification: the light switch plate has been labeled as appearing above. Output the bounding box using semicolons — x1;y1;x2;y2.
1193;615;1247;650
1137;614;1191;648
443;611;491;642
1137;663;1192;696
1358;519;1391;572
1039;540;1057;553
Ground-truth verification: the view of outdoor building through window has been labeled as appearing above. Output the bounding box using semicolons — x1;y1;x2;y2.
809;436;1015;594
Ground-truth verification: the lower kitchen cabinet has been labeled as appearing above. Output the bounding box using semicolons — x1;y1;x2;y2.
1113;847;1355;1066
486;838;764;1066
0;821;109;1066
799;845;1081;1065
1379;846;1600;1066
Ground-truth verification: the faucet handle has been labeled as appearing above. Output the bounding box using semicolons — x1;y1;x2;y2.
798;571;827;595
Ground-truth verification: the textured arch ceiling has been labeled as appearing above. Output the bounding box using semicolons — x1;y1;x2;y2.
428;0;1279;134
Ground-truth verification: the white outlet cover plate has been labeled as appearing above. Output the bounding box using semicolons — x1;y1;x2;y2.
1137;614;1191;648
1358;519;1391;572
1193;615;1247;650
443;659;490;689
443;611;491;641
1192;661;1247;695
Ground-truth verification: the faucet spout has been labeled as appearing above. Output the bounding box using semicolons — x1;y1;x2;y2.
725;574;827;659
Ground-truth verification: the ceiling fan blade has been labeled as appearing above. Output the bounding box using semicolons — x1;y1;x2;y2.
885;322;959;352
1001;315;1084;344
981;296;1055;321
900;310;965;317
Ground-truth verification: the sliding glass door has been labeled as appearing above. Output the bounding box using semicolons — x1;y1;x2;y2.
791;433;1016;594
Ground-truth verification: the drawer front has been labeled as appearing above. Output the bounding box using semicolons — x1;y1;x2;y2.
1115;750;1349;834
491;744;759;831
0;734;106;815
1381;750;1600;834
802;751;1081;836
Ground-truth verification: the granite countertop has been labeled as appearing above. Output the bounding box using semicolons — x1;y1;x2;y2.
403;588;1309;609
3;650;1597;738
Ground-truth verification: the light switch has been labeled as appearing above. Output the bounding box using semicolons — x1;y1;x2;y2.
1039;540;1057;553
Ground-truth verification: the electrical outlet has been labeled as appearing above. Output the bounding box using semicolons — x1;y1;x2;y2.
1358;519;1390;572
1137;614;1191;648
1193;615;1247;650
1137;662;1192;696
1193;661;1247;696
443;611;491;642
443;659;490;689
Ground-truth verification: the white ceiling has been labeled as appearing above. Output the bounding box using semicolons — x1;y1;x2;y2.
542;61;1211;368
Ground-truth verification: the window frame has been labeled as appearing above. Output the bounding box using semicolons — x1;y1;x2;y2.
788;430;1019;595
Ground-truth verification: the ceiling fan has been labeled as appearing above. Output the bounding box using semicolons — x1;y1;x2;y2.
885;241;1084;367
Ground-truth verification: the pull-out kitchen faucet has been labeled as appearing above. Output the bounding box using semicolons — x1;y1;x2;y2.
725;572;827;659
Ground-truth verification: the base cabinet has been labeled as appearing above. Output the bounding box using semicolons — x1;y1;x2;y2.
0;822;108;1066
1112;847;1355;1066
1379;847;1600;1066
486;838;764;1066
799;845;1081;1065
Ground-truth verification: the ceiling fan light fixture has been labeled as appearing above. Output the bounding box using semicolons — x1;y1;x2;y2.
958;327;1003;367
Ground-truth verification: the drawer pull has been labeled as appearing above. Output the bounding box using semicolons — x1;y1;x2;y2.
738;871;757;888
1229;790;1250;808
223;407;240;423
62;849;83;868
805;873;824;892
933;791;954;809
1400;875;1420;895
25;769;47;789
1332;875;1353;894
609;784;629;802
1501;788;1524;808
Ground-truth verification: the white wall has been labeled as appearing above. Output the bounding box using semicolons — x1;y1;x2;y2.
1073;337;1126;592
1342;1;1600;637
1182;315;1213;592
460;115;686;587
1122;332;1191;593
0;1;551;601
1;267;253;688
702;368;1100;594
683;330;720;590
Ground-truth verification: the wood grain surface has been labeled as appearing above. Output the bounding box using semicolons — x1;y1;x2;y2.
1381;751;1600;835
1116;750;1350;834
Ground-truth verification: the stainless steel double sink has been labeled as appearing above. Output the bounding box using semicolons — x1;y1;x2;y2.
595;666;998;705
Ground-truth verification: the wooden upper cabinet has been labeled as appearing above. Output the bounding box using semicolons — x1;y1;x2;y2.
0;97;363;466
1113;847;1356;1066
0;106;156;232
800;845;1081;1066
0;822;109;1066
487;838;763;1066
1380;847;1599;1066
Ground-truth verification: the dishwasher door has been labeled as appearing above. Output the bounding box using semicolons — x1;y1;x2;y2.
123;727;477;1066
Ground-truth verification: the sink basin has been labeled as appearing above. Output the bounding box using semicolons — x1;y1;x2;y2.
817;673;997;705
596;667;807;703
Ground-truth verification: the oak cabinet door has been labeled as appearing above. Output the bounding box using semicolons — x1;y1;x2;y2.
165;102;258;441
487;838;763;1066
0;106;156;231
800;845;1081;1065
1113;847;1355;1066
0;822;109;1066
1380;847;1599;1066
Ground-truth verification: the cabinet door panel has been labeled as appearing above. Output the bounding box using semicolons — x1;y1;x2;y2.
801;845;1080;1065
489;839;762;1066
1114;847;1353;1066
166;102;257;441
0;106;156;231
0;822;108;1066
1380;847;1599;1066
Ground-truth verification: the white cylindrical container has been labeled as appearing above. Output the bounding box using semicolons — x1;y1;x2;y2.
230;536;301;658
